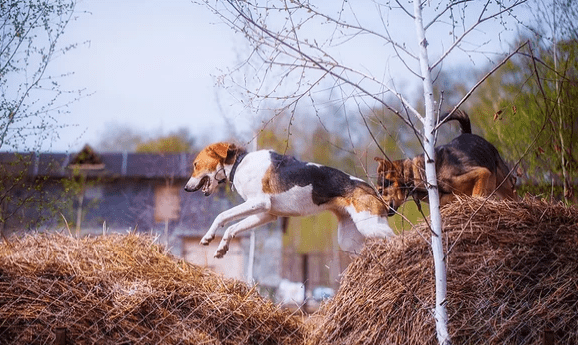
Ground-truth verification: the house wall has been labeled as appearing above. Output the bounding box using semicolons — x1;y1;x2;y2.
1;173;283;290
175;217;282;287
0;150;299;299
182;236;244;280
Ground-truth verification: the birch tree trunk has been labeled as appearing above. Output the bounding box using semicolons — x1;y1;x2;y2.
413;1;450;344
211;1;527;343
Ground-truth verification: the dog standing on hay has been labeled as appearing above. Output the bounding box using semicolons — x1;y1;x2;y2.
374;110;517;214
184;142;395;258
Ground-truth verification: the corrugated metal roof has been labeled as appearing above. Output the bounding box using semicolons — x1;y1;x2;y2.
0;149;195;179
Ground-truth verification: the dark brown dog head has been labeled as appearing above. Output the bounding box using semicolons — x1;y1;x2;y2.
374;157;409;216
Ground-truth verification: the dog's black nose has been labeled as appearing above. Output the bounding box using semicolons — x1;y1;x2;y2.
387;201;397;217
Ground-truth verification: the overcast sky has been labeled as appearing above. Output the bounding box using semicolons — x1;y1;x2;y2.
46;0;243;152
37;0;532;153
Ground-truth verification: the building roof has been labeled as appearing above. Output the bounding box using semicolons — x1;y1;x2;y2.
0;145;195;179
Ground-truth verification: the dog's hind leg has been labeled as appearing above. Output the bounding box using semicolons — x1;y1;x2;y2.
346;206;395;240
469;167;492;197
336;215;367;254
344;193;395;239
215;213;277;258
443;167;492;201
201;197;272;246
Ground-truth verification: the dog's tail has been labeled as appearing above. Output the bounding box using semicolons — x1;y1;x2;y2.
438;109;472;134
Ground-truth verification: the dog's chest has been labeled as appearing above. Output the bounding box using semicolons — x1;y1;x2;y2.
231;151;272;200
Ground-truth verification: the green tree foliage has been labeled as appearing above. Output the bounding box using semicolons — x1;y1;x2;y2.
60;166;104;237
466;37;577;201
95;126;144;152
369;105;423;160
135;130;195;153
96;126;196;153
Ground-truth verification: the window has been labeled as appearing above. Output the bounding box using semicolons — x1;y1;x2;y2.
154;185;180;222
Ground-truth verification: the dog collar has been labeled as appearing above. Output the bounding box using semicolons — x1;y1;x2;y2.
217;166;227;184
228;151;248;185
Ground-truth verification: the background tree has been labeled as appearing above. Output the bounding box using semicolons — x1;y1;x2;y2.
1;0;84;151
135;128;196;153
0;0;84;235
464;0;578;203
94;125;145;152
206;0;527;342
96;126;196;153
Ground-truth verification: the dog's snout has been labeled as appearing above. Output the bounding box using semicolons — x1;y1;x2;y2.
387;201;397;217
184;183;196;193
184;177;202;193
184;176;211;194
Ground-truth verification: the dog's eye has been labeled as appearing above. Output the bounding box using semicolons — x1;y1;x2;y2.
193;162;198;170
381;179;392;188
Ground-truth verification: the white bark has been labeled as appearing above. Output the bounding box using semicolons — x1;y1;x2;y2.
413;1;450;344
212;2;527;343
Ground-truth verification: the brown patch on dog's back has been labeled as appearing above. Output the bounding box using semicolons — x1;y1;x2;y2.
262;166;282;194
326;184;389;218
260;151;389;216
351;185;390;216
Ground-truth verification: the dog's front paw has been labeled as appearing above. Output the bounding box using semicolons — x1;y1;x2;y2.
200;234;215;246
214;244;229;258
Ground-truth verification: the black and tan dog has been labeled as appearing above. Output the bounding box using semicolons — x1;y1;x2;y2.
374;110;517;215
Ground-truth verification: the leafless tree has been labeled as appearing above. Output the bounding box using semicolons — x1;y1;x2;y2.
1;0;88;234
1;0;88;151
204;0;528;342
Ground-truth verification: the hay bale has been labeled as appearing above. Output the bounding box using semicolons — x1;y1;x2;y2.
0;233;307;344
311;197;578;345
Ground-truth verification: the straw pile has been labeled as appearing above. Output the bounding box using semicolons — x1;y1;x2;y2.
310;197;578;345
2;197;577;345
0;233;307;344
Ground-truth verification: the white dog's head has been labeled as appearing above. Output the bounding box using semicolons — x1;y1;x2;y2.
184;142;238;196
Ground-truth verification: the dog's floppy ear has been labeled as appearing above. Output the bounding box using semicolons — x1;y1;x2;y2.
210;142;232;160
224;145;239;165
210;142;240;165
374;157;392;173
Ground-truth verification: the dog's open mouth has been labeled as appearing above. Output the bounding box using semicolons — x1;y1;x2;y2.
200;176;212;196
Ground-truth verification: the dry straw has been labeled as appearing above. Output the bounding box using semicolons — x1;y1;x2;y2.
310;196;578;345
1;196;577;345
0;233;307;344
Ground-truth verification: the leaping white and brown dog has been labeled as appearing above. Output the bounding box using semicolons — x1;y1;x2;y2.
184;142;395;258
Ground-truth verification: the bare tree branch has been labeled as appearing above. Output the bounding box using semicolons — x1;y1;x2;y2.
431;0;528;70
435;40;530;132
